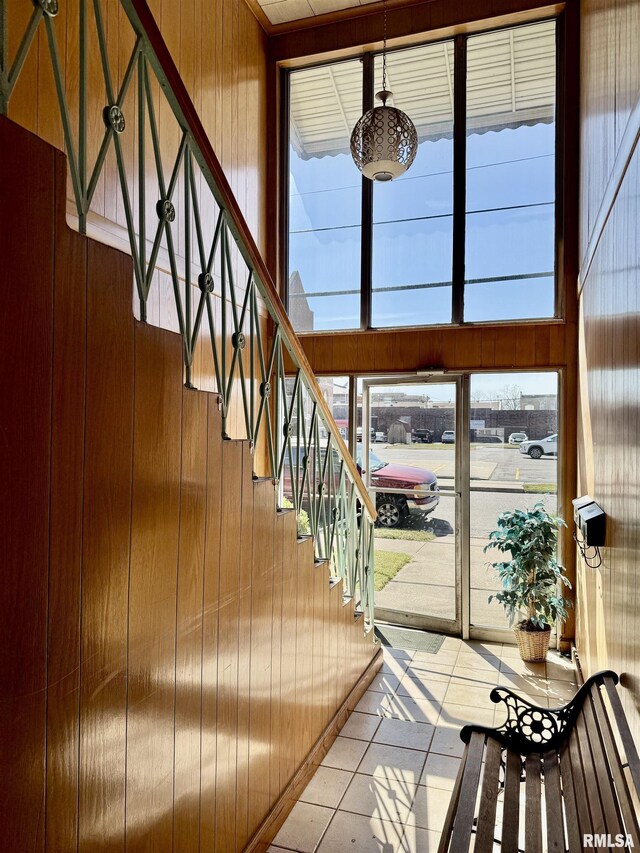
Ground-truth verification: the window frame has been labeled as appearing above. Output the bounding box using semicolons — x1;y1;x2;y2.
281;16;563;333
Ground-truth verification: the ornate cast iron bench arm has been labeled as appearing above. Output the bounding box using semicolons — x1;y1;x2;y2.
459;670;619;754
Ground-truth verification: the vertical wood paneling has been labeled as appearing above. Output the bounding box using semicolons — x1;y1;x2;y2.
79;239;134;853
0;119;54;853
126;322;183;852
578;0;640;744
174;388;208;852
214;439;243;852
200;397;224;853
45;153;87;853
1;117;378;853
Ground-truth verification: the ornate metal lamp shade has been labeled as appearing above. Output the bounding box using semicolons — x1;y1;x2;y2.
350;89;418;181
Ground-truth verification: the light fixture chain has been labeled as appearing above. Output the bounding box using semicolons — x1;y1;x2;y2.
382;0;387;92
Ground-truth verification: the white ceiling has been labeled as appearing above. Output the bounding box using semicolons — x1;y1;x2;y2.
259;0;379;28
290;20;556;159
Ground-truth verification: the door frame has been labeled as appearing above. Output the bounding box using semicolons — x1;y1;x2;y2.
361;373;468;636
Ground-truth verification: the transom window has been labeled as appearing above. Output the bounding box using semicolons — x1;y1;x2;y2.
284;19;558;333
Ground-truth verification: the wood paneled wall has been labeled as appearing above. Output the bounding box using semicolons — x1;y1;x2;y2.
0;116;377;852
576;0;640;741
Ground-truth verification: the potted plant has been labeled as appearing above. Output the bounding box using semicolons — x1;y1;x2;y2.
485;503;571;662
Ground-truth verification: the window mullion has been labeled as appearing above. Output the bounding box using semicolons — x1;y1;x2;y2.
360;53;374;331
452;34;467;325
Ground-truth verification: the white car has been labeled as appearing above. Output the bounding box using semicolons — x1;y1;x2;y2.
508;432;528;444
520;434;558;459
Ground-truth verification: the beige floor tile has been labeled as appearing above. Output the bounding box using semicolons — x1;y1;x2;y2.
380;657;411;677
367;672;402;695
547;680;579;705
499;643;523;658
456;652;501;673
414;649;459;665
429;725;465;758
499;658;547;678
299;766;354;809
339;772;417;824
439;702;495;727
450;667;500;686
384;694;442;725
321;737;369;772
405;785;452;830
459;640;504;657
444;682;498;710
546;655;578;682
396;678;449;702
401;665;452;685
272;801;334;853
419;752;461;790
358;742;427;785
318;810;405;852
497;672;548;697
373;717;435;751
340;711;382;742
400;826;442;852
355;690;392;716
404;660;455;679
384;647;415;663
440;637;463;652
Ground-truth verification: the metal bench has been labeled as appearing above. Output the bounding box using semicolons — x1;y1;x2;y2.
438;671;640;852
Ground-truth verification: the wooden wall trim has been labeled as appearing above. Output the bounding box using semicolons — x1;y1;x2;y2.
269;0;566;64
246;645;383;853
297;323;573;375
578;93;640;294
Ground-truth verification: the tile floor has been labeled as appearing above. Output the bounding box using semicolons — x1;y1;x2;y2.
269;636;578;853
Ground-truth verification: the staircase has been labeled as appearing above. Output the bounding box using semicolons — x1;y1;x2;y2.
0;0;380;848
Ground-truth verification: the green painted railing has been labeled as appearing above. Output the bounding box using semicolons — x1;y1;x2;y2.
0;0;376;634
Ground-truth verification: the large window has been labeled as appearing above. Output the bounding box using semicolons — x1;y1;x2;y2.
285;20;558;332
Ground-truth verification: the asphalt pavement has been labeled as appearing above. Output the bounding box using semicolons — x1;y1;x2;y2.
372;442;558;486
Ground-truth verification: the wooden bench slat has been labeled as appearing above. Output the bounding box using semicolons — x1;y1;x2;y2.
524;753;542;853
437;742;469;853
543;750;565;852
449;731;485;853
582;689;625;837
475;737;502;852
568;727;593;836
591;682;640;846
502;748;521;851
576;707;606;833
559;743;582;852
604;676;640;795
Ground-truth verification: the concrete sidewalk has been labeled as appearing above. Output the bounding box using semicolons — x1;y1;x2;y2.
374;536;507;626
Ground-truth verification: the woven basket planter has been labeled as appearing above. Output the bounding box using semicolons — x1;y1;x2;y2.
513;624;551;662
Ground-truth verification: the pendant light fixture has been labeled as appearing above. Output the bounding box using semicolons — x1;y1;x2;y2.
350;0;418;181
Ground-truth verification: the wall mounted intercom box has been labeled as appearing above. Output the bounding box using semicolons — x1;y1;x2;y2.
572;495;606;547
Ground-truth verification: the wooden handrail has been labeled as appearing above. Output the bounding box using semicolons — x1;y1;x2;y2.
123;0;377;522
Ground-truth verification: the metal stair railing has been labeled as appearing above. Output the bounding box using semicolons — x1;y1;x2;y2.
0;0;377;634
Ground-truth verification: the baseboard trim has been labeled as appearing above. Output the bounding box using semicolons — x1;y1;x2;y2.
245;645;384;852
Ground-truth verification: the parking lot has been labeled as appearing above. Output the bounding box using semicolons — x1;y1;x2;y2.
370;441;558;627
372;442;557;485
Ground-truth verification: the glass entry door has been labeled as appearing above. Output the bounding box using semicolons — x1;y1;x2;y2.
362;376;462;634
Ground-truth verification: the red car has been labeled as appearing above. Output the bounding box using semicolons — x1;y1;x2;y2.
282;446;439;530
356;446;439;529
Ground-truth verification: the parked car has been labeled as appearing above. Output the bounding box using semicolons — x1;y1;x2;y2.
412;428;433;444
441;430;455;444
520;434;558;459
508;432;528;445
375;431;387;443
355;445;439;529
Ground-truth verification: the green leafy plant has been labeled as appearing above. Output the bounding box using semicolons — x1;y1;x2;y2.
280;496;311;536
485;503;571;631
